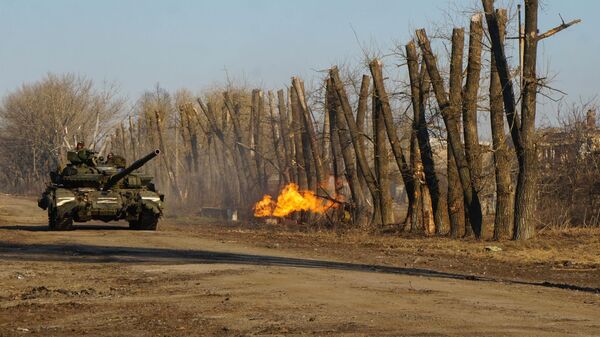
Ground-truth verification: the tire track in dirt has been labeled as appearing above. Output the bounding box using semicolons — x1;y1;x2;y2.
2;240;599;294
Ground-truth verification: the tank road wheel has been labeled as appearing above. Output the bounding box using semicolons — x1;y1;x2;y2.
48;208;73;231
129;209;158;231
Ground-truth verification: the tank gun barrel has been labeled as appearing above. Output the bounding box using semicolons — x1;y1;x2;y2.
103;149;160;191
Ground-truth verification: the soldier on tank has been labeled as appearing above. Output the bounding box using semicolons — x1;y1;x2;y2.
68;141;97;167
105;152;114;163
104;152;127;169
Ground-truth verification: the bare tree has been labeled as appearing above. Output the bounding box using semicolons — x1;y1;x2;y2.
488;8;514;240
447;28;467;238
416;28;484;239
482;0;580;240
370;59;415;226
293;77;327;192
371;75;395;225
330;67;383;225
406;42;445;233
326;78;370;227
0;73;123;194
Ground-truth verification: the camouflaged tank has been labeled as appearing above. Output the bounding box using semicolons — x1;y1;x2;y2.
38;149;164;231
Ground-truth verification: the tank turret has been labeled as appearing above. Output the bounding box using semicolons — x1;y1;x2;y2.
103;149;160;191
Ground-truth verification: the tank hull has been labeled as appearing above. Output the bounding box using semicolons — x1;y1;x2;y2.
39;187;163;230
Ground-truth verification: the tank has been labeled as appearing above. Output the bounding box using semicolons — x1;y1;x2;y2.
38;149;164;231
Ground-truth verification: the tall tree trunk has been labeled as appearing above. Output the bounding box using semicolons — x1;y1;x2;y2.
372;84;394;225
488;8;514;240
293;77;327;191
290;87;308;190
463;14;484;236
277;89;294;184
327;78;370;226
409;123;423;233
251;90;267;193
268;91;287;186
181;103;203;203
355;75;372;211
330;67;382;225
302;127;316;192
321;107;331;188
222;93;255;203
447;28;467;238
369;59;415;225
174;116;181;196
512;0;539;240
326;79;345;197
205;95;249;209
463;13;484;188
407;60;435;234
482;0;580;239
416;28;483;239
177;107;192;173
154;111;184;202
286;90;298;186
118;123;128;160
186;106;200;174
128;116;137;160
205;102;229;206
411;129;435;234
406;41;445;233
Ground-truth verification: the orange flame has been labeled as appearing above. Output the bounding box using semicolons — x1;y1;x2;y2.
253;183;338;217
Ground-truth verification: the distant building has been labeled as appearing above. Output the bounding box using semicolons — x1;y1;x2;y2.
536;109;600;226
538;109;600;165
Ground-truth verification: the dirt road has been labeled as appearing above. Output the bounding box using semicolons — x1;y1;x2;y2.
1;195;599;336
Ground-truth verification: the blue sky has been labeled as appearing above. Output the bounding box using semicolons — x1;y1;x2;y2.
0;0;595;123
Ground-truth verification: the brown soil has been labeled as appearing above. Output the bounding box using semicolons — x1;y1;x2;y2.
1;194;599;336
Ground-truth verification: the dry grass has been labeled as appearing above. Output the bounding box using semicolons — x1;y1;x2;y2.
169;215;600;269
162;216;600;289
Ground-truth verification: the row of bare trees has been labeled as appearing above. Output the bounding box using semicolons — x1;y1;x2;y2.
0;0;581;240
0;74;123;194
